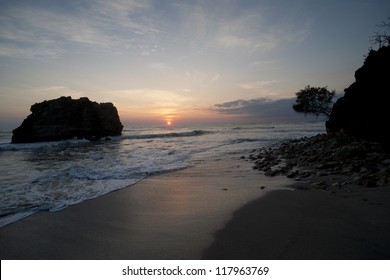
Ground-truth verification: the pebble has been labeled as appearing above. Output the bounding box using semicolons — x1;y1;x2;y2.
248;133;390;188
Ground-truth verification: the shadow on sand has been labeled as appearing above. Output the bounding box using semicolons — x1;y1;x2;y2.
202;188;390;259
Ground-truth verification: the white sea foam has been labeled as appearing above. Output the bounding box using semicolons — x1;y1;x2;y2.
0;122;325;227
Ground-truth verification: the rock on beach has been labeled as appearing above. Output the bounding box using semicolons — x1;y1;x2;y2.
249;134;390;189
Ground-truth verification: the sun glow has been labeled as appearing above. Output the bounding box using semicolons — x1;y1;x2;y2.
164;115;173;126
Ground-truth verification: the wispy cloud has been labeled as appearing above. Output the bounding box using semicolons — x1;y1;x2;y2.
213;97;317;122
0;0;158;58
239;80;278;90
148;62;172;71
251;60;276;67
216;35;278;53
90;0;162;36
173;1;311;55
0;6;101;57
107;88;195;110
214;98;270;114
214;11;279;53
0;0;311;58
184;70;221;83
284;19;312;44
30;86;86;100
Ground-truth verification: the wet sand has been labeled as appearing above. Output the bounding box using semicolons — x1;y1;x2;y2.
1;157;389;260
0;157;292;259
203;183;390;259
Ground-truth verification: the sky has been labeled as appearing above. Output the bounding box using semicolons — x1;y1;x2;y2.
0;0;389;129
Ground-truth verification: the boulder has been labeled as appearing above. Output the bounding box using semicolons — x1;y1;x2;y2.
326;46;390;144
12;96;123;143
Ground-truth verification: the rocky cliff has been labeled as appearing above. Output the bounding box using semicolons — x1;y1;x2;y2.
326;46;390;145
12;96;123;143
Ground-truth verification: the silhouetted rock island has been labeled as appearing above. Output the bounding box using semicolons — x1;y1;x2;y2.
12;96;123;143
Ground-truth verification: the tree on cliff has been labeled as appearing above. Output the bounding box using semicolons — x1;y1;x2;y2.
371;18;390;48
292;85;335;118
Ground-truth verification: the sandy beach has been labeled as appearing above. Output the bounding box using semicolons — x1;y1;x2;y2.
0;157;292;259
1;155;390;260
204;182;390;259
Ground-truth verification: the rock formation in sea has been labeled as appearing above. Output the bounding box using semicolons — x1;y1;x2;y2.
12;96;123;143
326;45;390;144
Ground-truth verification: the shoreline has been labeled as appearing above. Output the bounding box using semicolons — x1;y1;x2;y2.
1;137;389;260
204;133;390;259
0;156;292;259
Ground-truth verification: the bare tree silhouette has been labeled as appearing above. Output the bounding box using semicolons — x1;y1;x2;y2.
371;17;390;48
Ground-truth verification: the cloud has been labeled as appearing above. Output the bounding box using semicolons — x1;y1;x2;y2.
168;1;307;55
218;17;277;53
216;34;278;53
107;88;195;110
251;60;276;67
239;80;277;90
106;88;203;123
90;0;161;36
148;62;172;71
214;98;270;113
184;70;221;83
0;0;311;58
0;43;63;58
213;6;310;54
31;86;85;98
284;19;312;44
211;73;221;81
0;5;108;56
0;0;159;58
213;98;321;122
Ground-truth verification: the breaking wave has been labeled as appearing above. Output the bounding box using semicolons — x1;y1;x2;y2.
122;129;211;140
0;123;325;227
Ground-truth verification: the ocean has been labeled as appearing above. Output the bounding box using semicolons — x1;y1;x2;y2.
0;122;325;227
